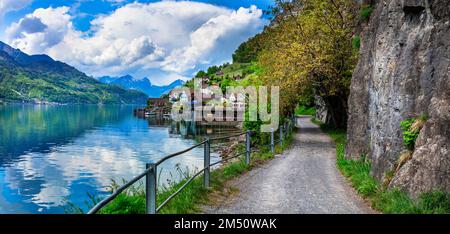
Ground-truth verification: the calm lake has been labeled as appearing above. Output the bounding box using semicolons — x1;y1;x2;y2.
0;104;238;214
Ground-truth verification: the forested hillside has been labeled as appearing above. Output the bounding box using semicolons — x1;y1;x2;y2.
0;41;148;104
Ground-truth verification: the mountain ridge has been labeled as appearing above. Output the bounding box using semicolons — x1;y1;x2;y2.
0;41;148;104
98;75;184;98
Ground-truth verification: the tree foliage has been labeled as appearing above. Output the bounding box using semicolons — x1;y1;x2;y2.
195;70;207;78
258;0;358;127
183;0;359;128
232;33;266;63
0;60;147;104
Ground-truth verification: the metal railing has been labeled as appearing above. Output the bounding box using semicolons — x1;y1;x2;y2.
88;120;295;214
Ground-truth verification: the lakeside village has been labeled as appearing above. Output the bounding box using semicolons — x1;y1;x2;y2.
134;76;246;128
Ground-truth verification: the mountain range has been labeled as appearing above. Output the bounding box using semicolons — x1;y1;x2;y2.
98;75;184;98
0;41;148;104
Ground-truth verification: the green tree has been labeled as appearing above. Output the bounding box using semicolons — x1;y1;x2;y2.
207;66;220;75
195;70;207;78
258;0;358;128
232;32;266;63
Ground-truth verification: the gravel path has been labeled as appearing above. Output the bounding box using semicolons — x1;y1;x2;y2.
203;116;373;214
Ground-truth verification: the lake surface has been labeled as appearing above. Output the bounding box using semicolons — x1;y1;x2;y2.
0;105;238;214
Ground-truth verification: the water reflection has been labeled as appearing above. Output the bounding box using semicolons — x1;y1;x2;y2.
0;105;239;214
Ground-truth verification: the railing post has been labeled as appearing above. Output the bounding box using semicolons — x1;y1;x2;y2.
204;137;210;187
270;128;275;153
146;163;157;214
279;125;283;147
245;130;251;165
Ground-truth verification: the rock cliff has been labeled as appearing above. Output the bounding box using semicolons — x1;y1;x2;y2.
346;0;449;197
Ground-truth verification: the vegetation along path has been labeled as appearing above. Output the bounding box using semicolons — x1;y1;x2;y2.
204;116;373;214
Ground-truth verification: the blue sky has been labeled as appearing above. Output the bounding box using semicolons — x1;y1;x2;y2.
0;0;273;85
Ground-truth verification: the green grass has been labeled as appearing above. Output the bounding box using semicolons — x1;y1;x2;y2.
97;171;212;214
313;118;450;214
295;105;316;116
85;130;295;214
221;62;250;78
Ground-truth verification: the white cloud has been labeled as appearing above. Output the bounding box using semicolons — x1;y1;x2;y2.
6;7;73;54
5;1;267;84
161;5;264;73
104;0;127;3
0;0;33;23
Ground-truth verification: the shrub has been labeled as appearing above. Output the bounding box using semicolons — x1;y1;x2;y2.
352;36;361;50
360;5;374;21
400;118;419;150
400;116;427;150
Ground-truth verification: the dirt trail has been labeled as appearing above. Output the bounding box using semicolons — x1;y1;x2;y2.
203;116;373;214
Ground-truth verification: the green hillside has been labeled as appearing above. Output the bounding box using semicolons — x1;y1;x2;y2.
0;42;148;104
